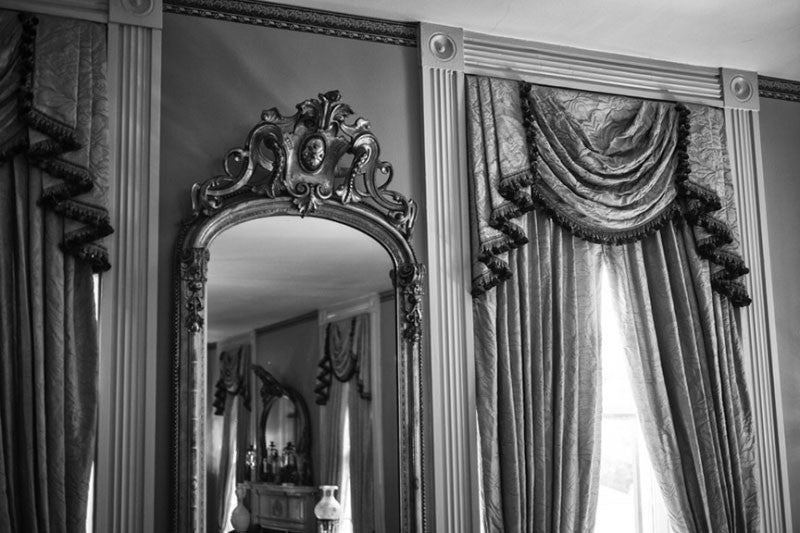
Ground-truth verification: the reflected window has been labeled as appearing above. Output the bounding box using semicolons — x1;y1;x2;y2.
339;407;354;533
87;273;100;532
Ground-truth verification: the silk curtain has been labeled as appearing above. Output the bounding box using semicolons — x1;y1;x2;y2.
468;75;758;532
0;11;110;532
474;209;604;532
606;222;759;532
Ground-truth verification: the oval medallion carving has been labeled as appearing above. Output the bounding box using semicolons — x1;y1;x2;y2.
120;0;154;16
428;32;456;62
730;75;754;103
299;135;326;172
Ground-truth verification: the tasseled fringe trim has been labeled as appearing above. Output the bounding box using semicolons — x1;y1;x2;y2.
18;14;80;152
472;91;751;306
529;187;684;246
7;13;113;273
71;243;111;272
471;85;541;297
314;352;333;405
674;103;750;306
711;273;752;306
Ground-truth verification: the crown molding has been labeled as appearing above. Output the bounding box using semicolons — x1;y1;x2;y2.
463;31;724;107
759;76;800;103
0;0;107;22
163;0;417;46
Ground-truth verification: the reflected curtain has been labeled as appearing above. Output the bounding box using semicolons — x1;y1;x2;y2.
318;314;374;531
468;75;758;532
217;394;239;533
0;11;111;532
212;342;251;532
319;379;348;487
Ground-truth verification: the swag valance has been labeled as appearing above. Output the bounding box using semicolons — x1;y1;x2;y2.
468;76;749;305
315;313;372;404
0;12;111;271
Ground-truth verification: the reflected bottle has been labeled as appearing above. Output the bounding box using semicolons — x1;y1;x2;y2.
281;441;298;485
244;445;257;482
264;441;280;483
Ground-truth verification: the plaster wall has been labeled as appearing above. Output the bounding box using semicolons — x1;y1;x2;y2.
760;96;800;528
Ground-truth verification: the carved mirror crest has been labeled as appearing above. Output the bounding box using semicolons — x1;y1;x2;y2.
172;91;426;532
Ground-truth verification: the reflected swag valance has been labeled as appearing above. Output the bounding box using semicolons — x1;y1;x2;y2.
467;76;749;305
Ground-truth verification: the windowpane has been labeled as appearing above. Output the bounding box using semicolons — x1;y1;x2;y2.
340;405;353;533
596;417;638;533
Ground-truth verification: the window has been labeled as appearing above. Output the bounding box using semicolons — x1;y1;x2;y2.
339;405;354;533
87;273;100;532
594;268;670;533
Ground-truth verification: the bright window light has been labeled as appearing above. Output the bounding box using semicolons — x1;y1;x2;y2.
88;273;100;533
339;406;354;533
594;267;670;533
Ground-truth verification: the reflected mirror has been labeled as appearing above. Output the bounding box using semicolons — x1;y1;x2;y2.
173;91;425;533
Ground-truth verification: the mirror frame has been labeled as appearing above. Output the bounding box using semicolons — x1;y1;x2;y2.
171;91;426;532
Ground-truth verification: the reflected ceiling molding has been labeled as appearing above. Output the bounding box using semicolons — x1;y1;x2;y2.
758;75;800;103
163;0;417;46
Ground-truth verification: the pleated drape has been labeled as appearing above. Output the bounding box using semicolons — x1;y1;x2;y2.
319;380;347;487
0;11;110;532
467;74;759;533
348;381;374;532
475;210;604;533
605;221;760;532
217;394;239;533
318;314;375;531
0;159;98;532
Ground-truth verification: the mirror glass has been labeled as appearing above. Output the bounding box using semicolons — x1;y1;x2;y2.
204;215;397;533
264;396;296;453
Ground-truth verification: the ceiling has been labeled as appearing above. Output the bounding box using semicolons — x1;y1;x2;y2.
286;0;800;80
206;216;394;342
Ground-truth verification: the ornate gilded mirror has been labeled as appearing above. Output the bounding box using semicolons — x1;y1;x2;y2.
172;91;425;532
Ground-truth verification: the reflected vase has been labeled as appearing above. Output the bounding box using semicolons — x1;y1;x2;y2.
314;485;341;533
230;483;251;532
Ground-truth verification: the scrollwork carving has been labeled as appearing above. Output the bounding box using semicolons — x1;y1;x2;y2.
180;248;210;333
392;263;425;343
191;90;417;236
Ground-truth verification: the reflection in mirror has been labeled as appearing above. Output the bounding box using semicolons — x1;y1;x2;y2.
263;396;296;464
205;216;396;533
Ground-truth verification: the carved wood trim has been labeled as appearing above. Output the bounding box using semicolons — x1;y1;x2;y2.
163;0;417;47
725;109;794;532
419;22;479;533
463;30;724;107
96;21;162;533
759;75;800;103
